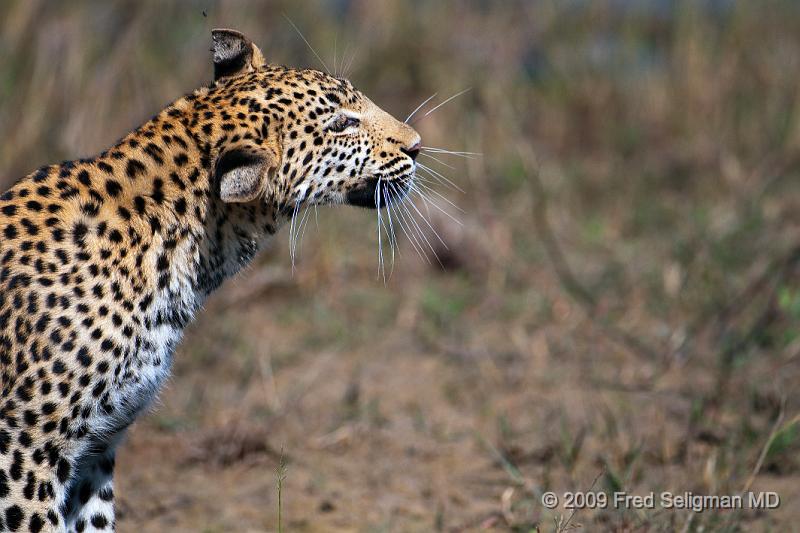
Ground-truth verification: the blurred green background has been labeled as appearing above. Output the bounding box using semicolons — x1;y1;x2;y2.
2;1;800;531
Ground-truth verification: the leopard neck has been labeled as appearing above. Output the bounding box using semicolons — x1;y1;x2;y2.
10;94;281;331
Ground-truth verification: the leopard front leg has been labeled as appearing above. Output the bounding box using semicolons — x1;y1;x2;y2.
63;448;116;533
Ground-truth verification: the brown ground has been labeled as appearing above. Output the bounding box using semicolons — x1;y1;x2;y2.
2;2;800;532
111;236;800;532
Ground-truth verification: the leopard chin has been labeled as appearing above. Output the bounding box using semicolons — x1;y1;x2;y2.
346;176;413;209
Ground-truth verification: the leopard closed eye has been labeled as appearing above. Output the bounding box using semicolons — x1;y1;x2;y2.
0;29;421;533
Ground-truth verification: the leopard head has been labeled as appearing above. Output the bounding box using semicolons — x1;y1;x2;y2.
205;29;421;216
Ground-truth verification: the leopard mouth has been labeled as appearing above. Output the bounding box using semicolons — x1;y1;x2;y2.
346;176;412;209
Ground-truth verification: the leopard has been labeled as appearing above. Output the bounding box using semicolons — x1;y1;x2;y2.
0;29;421;532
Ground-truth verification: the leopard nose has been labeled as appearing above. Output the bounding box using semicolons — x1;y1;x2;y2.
401;141;421;161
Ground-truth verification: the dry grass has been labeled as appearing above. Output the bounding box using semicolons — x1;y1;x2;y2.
2;1;800;531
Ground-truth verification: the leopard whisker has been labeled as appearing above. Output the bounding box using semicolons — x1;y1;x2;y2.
416;162;465;193
411;88;471;125
414;170;463;199
421;146;481;159
421;152;478;161
410;182;461;233
419;152;456;170
404;189;448;251
404;198;445;267
381;183;398;252
382;184;397;277
404;93;438;124
413;174;447;194
411;185;463;228
389;183;429;263
342;42;358;79
375;180;394;282
375;179;386;282
412;178;465;214
339;40;352;78
401;200;434;259
296;203;314;254
379;181;395;281
332;32;338;77
283;14;332;75
288;198;302;272
294;204;312;265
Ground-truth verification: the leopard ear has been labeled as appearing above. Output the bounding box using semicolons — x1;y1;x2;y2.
216;145;278;203
211;29;266;81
